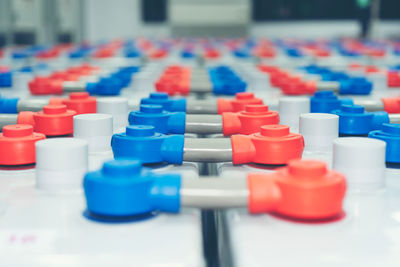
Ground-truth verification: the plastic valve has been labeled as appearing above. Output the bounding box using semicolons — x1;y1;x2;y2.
248;160;346;220
62;92;97;115
231;125;304;165
83;159;345;222
331;105;389;136
369;123;400;163
311;91;354;113
140;92;187;112
217;92;263;114
84;159;181;220
0;124;45;165
17;104;76;136
128;104;186;134
222;104;279;135
382;96;400;114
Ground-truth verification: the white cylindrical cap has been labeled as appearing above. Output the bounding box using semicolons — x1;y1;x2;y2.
300;113;339;152
333;137;386;191
12;71;34;91
278;97;310;132
97;97;128;132
73;113;113;153
36;138;88;192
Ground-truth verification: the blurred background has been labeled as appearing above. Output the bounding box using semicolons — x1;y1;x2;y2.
0;0;399;46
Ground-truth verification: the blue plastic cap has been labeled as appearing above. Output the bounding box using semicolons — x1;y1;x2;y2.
181;51;195;58
150;92;169;99
129;105;186;134
112;125;167;163
126;124;155;137
141;93;187;112
84;159;154;217
149;174;181;212
339;78;373;95
129;104;173;134
310;91;342;113
370;111;390;130
84;159;182;218
341;104;364;113
93;78;122;95
167;112;186;134
314;91;336;98
141;93;172;110
369;123;400;163
12;51;29;59
340;98;354;106
19;66;33;73
140;104;163;114
169;99;187;112
160;135;185;164
331;105;378;135
0;97;19;113
102;159;142;176
0;72;12;87
85;82;97;94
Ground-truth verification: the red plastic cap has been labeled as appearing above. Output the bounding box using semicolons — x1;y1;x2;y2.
246;125;304;165
29;77;54;95
0;124;45;165
63;92;97;115
388;72;400;88
281;80;317;95
49;97;65;105
155;66;191;96
229;92;263;112
222;104;280;136
382;97;400;113
32;105;76;136
247;160;346;220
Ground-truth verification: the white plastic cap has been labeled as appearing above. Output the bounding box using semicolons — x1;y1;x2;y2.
73;113;113;153
278;97;310;132
12;71;34;91
300;113;339;152
333;137;386;191
97;97;128;132
35;138;88;192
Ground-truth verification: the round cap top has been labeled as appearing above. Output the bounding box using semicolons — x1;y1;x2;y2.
3;124;33;137
102;159;141;177
341;104;364;113
333;137;386;190
236;92;254;100
333;137;386;168
245;105;269;113
382;123;400;135
140;104;163;114
126;125;155;137
73;113;113;137
279;97;310;114
260;125;290;137
97;97;128;114
288;159;328;177
150;92;168;99
70;92;90;100
36;138;88;171
333;137;386;152
299;113;339;135
43;105;67;115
